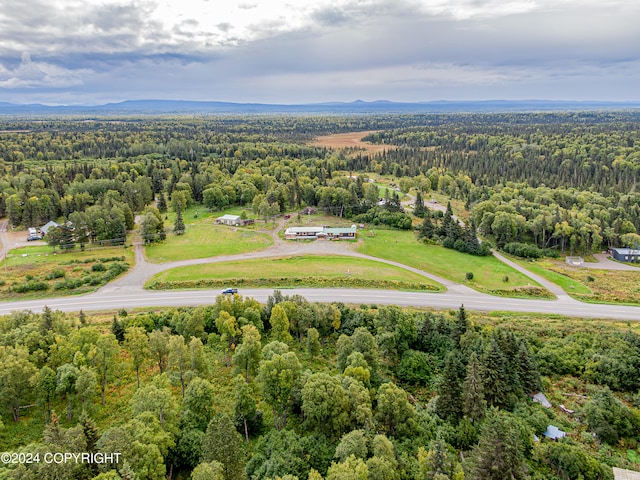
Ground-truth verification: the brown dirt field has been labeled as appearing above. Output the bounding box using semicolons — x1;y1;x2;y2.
309;131;393;154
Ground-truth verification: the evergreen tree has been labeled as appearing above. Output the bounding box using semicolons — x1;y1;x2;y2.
110;315;125;343
463;352;487;424
470;409;528;480
479;339;513;408
418;212;435;241
435;350;466;421
174;209;185;235
516;341;542;394
157;193;167;213
414;190;426;218
451;305;468;345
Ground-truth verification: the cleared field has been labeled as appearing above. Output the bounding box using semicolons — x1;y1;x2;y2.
1;244;133;300
144;224;273;263
146;255;443;291
308;131;393;154
357;229;552;298
522;259;640;305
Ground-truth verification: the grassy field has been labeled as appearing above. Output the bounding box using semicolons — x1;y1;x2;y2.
144;224;273;263
1;244;133;300
146;254;443;291
520;259;640;305
356;229;551;298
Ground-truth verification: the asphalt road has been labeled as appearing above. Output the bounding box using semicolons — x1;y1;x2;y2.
1;216;639;321
1;286;640;321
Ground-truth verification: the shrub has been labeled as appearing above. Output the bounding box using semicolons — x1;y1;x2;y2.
12;280;49;293
91;262;107;272
45;269;66;280
465;272;474;281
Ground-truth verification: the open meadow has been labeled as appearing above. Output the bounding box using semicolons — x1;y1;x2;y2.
357;229;552;298
145;254;443;291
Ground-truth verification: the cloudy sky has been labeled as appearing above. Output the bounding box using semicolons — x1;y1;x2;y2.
0;0;638;105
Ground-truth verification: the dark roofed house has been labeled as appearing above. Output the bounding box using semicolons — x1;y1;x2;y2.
611;248;640;263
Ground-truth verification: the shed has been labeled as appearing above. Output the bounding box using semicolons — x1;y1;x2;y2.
543;425;566;441
216;214;242;226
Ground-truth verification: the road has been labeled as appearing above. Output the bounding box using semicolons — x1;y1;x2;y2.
1;217;640;321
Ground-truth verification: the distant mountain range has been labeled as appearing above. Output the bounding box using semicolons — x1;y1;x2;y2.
1;99;640;115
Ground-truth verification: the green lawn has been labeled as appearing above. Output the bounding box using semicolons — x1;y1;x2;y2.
144;224;273;263
146;255;443;291
357;229;550;297
7;244;134;267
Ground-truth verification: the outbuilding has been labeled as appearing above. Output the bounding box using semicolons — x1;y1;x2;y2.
611;248;640;263
216;214;242;226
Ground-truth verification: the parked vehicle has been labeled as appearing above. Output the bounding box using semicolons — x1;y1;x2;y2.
27;234;42;241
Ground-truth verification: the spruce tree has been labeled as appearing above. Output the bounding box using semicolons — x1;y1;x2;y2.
435;351;466;421
157;193;167;213
418;212;435;241
414;190;426;218
470;409;527;480
174;209;185;235
451;305;468;345
110;315;125;343
463;352;486;424
479;339;512;408
516;341;542;394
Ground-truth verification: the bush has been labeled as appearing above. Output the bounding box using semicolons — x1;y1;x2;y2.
465;272;474;281
12;280;49;293
91;262;106;272
45;269;66;280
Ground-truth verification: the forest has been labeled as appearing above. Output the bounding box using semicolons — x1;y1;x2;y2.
1;113;640;256
1;112;640;479
1;295;639;480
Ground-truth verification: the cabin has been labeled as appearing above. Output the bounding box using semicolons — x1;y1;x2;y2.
613;467;640;480
611;248;640;263
216;214;243;226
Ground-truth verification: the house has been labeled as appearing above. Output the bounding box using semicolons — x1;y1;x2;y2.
216;214;242;226
611;248;640;263
284;227;324;240
284;226;357;241
40;220;61;235
543;425;566;441
323;226;357;240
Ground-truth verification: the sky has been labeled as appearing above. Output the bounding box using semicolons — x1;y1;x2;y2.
0;0;639;105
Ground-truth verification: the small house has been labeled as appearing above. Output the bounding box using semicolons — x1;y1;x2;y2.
216;214;242;226
323;226;357;240
40;220;61;235
284;227;324;240
611;248;640;263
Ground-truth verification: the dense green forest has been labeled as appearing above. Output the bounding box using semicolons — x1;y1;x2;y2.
1;295;639;479
1;113;639;255
2;113;640;478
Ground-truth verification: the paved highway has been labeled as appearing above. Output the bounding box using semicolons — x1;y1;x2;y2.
1;286;640;321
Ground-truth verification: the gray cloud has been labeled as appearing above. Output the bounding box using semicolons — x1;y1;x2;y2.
0;0;638;103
